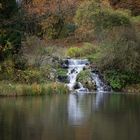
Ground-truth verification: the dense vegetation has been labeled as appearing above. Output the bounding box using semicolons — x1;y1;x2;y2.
0;0;140;95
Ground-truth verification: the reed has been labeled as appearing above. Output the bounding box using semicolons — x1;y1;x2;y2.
0;82;69;97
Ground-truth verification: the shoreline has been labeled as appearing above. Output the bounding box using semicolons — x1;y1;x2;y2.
0;82;69;97
0;83;140;97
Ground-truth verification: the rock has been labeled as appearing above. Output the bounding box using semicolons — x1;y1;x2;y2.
61;64;69;69
61;59;69;69
91;69;99;74
57;75;68;83
73;82;81;89
85;80;96;91
83;65;90;70
77;70;96;91
57;68;68;83
50;72;56;81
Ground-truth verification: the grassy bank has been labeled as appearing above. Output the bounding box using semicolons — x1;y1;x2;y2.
123;84;140;94
0;82;69;97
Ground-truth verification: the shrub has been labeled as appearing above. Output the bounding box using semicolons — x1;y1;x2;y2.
58;23;76;38
74;1;131;40
44;83;69;95
39;15;64;39
66;47;82;57
15;69;43;84
0;59;15;80
104;70;140;90
94;9;130;30
96;26;140;72
77;70;91;83
57;68;67;77
57;68;68;83
66;43;96;58
86;51;100;63
131;16;140;43
22;36;53;67
0;61;54;83
13;54;27;70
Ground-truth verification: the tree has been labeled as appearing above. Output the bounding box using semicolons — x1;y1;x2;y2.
0;0;18;19
0;0;22;64
109;0;140;16
21;0;80;38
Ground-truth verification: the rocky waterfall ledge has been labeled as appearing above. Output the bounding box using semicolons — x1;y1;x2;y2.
59;58;112;93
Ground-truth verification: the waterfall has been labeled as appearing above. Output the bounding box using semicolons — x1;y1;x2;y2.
92;72;111;92
16;0;22;4
66;59;111;93
67;59;89;92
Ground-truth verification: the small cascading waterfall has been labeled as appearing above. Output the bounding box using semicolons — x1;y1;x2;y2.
91;72;111;92
66;59;111;93
67;59;89;92
16;0;22;4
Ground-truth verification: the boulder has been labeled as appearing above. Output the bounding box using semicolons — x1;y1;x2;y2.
77;70;96;91
57;75;68;83
73;82;82;89
57;68;68;83
61;59;69;69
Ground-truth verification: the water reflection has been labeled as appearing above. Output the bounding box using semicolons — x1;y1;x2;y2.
68;94;89;125
68;93;109;125
0;94;140;140
94;92;109;110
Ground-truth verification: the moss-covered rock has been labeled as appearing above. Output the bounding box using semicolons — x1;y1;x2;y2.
57;68;68;83
77;70;96;90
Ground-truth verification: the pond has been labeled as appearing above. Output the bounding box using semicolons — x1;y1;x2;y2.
0;93;140;140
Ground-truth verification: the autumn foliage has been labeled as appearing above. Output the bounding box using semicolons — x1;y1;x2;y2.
109;0;140;16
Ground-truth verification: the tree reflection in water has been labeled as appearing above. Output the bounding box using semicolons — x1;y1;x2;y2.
0;94;140;140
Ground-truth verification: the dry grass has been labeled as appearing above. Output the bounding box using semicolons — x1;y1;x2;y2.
0;82;69;97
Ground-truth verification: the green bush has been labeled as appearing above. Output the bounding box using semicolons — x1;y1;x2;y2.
75;1;131;29
57;68;67;77
96;26;140;72
75;1;131;40
13;54;27;70
0;59;15;80
66;43;96;58
104;70;140;90
40;15;64;39
93;9;130;31
66;47;82;57
0;60;54;83
77;70;91;83
58;23;76;38
15;69;43;84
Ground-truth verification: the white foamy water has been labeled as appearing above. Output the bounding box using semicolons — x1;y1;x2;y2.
66;59;111;93
92;73;111;92
67;59;89;91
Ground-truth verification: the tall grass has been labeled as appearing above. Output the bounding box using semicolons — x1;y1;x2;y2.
0;82;69;96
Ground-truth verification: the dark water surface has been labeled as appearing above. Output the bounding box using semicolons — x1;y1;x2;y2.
0;93;140;140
